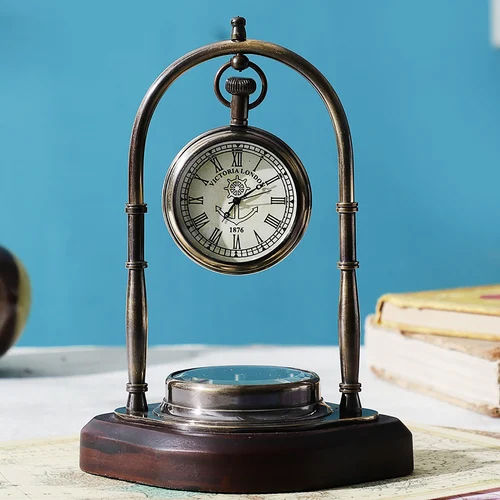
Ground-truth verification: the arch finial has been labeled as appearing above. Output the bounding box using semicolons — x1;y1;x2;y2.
231;16;246;41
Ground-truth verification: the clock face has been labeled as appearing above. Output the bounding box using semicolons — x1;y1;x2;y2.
163;128;311;274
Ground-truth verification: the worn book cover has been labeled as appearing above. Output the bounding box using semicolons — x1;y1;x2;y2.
375;284;500;340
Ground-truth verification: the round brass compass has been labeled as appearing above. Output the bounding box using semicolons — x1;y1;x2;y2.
80;16;414;494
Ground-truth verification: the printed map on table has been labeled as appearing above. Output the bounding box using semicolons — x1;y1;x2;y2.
0;424;499;500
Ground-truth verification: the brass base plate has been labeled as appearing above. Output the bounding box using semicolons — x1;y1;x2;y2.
114;401;377;432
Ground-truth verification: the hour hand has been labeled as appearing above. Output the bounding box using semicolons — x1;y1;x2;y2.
215;205;229;220
215;204;258;226
216;205;238;225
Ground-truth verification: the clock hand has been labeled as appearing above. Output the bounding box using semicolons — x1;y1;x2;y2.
216;182;273;220
238;184;262;200
220;185;261;219
239;200;273;207
215;205;241;225
240;188;272;201
218;197;241;220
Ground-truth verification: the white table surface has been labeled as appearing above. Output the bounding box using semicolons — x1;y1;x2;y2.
1;344;498;442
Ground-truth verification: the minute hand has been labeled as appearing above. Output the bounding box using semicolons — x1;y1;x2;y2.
241;188;272;201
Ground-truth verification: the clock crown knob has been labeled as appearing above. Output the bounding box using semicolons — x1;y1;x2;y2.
225;77;256;127
225;77;256;96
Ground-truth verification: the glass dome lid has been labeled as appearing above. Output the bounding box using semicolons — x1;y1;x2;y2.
169;365;318;387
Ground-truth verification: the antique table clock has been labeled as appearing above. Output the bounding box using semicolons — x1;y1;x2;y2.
80;17;413;493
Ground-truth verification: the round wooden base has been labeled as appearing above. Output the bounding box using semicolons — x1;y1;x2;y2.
80;411;413;493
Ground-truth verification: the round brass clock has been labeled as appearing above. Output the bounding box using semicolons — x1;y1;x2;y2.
162;75;311;274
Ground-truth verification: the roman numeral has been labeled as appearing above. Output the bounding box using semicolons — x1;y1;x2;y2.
208;155;223;173
191;212;209;230
254;230;264;245
253;156;264;172
188;196;203;205
208;227;222;246
265;174;281;186
271;197;286;204
232;234;241;250
231;149;243;168
193;174;209;186
264;214;281;229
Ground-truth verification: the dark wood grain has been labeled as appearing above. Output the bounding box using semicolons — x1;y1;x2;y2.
80;412;413;493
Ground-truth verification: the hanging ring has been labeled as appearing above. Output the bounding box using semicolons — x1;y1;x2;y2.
214;59;268;109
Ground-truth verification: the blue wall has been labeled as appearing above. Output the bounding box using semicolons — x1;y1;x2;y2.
2;1;500;346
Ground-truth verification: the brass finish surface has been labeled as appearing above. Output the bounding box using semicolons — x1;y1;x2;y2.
214;60;267;110
161;365;325;422
115;402;377;432
126;20;362;416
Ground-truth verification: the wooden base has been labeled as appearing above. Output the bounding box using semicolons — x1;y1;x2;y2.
80;412;413;493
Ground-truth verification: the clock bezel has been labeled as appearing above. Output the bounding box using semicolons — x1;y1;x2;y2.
162;126;311;274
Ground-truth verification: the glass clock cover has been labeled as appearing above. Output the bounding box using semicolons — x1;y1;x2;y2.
162;127;311;274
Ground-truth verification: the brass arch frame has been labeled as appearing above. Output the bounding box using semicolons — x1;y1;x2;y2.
125;36;362;417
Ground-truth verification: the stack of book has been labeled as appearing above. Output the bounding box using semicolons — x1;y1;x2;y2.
365;285;500;417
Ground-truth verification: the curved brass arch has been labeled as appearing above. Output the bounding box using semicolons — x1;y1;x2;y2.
125;38;362;417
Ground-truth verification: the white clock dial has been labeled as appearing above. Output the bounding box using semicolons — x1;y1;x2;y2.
163;128;311;274
177;141;296;263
